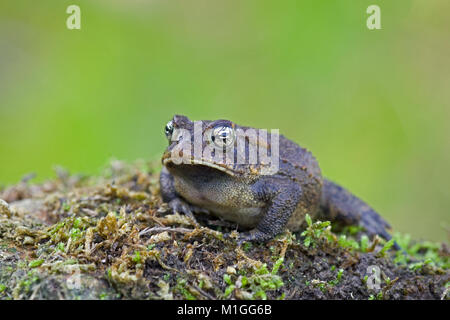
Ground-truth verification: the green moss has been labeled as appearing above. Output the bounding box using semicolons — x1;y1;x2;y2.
377;239;395;257
337;235;360;250
98;292;109;300
223;284;235;298
340;225;364;236
69;228;82;240
300;214;333;248
175;278;196;300
392;233;449;270
360;235;370;252
132;251;141;264
28;259;44;268
63;203;71;212
271;258;284;275
55;242;65;252
329;268;344;286
242;242;252;252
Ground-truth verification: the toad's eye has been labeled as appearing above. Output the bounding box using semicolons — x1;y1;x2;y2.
165;120;174;139
211;126;235;148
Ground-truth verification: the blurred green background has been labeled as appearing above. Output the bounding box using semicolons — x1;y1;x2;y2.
0;0;449;241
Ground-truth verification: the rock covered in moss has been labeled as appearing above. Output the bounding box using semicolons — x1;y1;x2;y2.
0;160;448;300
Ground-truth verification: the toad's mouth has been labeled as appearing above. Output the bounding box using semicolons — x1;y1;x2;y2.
162;158;236;176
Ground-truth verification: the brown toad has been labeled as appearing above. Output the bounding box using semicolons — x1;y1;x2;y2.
160;115;395;245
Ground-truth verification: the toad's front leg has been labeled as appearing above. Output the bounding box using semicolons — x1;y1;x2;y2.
236;177;302;243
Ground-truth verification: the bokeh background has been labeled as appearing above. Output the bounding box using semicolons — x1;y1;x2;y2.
0;1;449;241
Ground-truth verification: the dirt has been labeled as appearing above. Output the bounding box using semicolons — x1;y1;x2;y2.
0;160;448;300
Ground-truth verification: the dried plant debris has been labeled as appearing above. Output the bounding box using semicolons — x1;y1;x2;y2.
0;160;448;300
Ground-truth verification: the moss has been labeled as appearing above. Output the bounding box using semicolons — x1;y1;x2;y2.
28;259;44;268
0;160;448;300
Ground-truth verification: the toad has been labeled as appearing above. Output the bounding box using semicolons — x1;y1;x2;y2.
160;115;395;244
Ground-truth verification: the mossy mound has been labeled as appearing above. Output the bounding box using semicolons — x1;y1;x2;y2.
0;161;448;300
